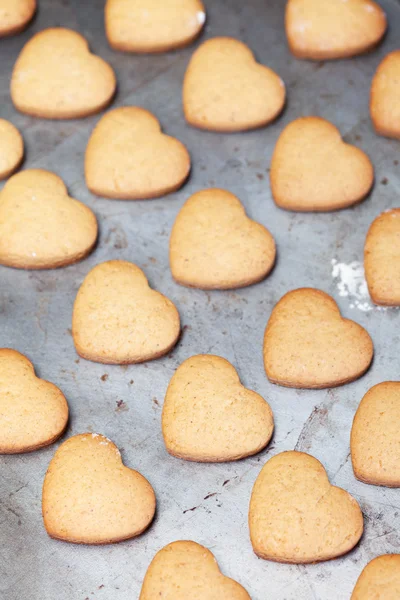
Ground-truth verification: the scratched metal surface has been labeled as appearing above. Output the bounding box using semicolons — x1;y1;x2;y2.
1;0;400;598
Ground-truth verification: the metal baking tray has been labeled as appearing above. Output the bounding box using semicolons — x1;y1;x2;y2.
1;1;400;598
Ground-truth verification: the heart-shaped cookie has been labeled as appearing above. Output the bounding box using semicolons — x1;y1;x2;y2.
11;28;116;119
0;119;24;180
42;433;156;544
105;0;206;53
371;51;400;140
351;382;400;487
270;117;374;212
0;0;36;37
263;288;374;389
72;260;180;364
139;541;251;600
249;451;364;563
162;354;274;462
0;349;68;454
170;189;276;289
285;0;387;60
351;555;400;599
183;37;285;132
365;209;400;306
85;107;191;199
0;169;98;269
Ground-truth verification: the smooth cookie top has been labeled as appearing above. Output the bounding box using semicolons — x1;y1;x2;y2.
0;0;36;37
42;433;156;544
371;51;400;140
351;382;400;487
263;288;374;388
351;554;400;599
106;0;206;53
286;0;387;60
0;349;68;454
183;37;285;132
162;354;274;462
249;451;364;563
140;541;251;600
85;107;190;199
0;169;98;269
170;188;276;289
11;28;116;119
270;116;374;212
72;260;180;364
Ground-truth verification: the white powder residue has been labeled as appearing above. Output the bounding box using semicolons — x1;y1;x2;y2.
331;259;374;312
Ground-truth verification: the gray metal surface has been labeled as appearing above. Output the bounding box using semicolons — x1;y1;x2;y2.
1;1;400;598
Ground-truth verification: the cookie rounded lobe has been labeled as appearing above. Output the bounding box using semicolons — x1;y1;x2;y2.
42;433;156;544
85;107;190;199
249;451;364;563
351;382;400;487
0;169;98;269
72;260;180;364
170;188;276;289
0;0;36;37
371;51;400;140
0;349;68;454
11;28;116;119
105;0;206;53
285;0;387;61
0;119;24;180
140;540;251;600
351;554;400;599
263;288;374;389
183;37;285;132
270;117;374;212
162;354;274;462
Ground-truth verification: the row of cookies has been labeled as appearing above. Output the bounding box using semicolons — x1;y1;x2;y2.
6;22;400;141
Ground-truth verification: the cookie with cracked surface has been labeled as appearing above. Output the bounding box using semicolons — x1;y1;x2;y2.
0;169;97;269
351;382;400;487
85;107;190;199
43;433;156;544
72;260;180;364
0;349;68;454
270;117;374;212
139;541;251;600
183;37;285;132
249;451;364;563
170;188;276;289
162;354;274;462
105;0;206;53
11;28;116;119
263;288;374;388
285;0;387;60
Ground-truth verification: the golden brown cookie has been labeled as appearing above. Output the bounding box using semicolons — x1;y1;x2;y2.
364;209;400;306
72;260;180;364
351;382;400;487
42;433;156;544
105;0;206;53
0;0;36;37
85;107;190;199
263;288;374;389
139;541;251;600
0;169;98;269
183;37;285;132
162;354;274;462
0;349;68;454
249;451;364;564
371;51;400;140
11;28;116;119
351;555;400;599
285;0;387;60
170;188;276;289
0;119;24;180
270;117;374;212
